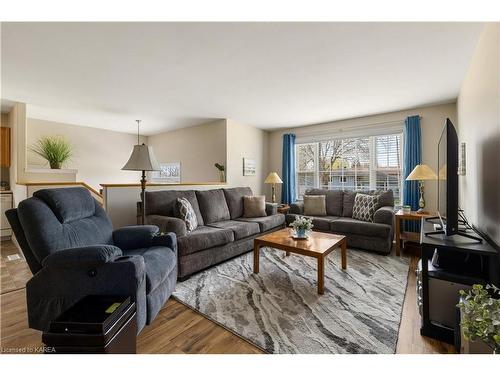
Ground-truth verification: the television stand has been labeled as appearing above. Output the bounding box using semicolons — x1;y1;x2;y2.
419;220;498;344
425;229;483;243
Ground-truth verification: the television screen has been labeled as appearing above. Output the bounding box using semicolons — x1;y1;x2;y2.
437;118;459;235
437;125;447;223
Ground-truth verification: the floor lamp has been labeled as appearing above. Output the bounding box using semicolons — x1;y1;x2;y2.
122;120;160;225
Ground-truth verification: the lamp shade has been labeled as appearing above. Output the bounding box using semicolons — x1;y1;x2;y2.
122;144;160;171
264;172;283;184
406;164;437;181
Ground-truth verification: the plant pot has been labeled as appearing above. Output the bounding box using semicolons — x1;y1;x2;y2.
295;228;307;238
49;162;62;169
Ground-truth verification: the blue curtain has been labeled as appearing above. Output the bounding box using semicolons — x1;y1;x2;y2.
403;115;422;232
281;134;296;204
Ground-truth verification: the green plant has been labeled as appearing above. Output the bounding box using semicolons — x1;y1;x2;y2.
457;284;500;352
30;136;72;169
214;163;225;172
289;216;314;231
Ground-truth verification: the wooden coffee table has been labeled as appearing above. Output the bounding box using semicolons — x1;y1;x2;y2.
253;228;347;294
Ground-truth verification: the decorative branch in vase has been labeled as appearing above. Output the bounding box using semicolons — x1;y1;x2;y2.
30;136;72;169
215;163;225;182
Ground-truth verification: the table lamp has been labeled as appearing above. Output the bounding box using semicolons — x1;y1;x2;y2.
122;120;160;224
264;172;283;203
405;164;437;213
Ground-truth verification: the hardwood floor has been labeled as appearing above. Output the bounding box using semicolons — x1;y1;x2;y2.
0;240;454;354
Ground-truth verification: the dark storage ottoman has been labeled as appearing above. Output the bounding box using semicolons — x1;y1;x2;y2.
42;296;137;354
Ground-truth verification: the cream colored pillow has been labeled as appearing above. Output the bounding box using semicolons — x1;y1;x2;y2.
303;195;327;216
243;195;267;217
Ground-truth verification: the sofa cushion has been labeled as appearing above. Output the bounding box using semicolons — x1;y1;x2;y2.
243;196;266;218
125;246;176;293
145;190;204;226
208;220;260;240
34;187;96;223
177;226;234;256
196;189;231;224
305;188;343;216
223;187;253;219
286;214;339;231
236;214;285;232
174;197;198;233
352;193;379;222
330;218;391;239
303;195;327;216
375;189;394;208
342;191;358;217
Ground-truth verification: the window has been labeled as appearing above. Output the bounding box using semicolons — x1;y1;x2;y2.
296;133;403;204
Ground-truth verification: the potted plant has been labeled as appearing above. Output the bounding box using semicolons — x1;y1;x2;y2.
457;284;500;353
30;136;72;169
289;216;314;239
215;163;225;182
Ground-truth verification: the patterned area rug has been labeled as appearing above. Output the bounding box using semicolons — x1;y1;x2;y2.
173;247;410;354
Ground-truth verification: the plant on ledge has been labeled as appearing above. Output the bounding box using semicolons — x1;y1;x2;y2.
289;216;314;239
457;284;500;353
30;136;73;169
215;163;225;182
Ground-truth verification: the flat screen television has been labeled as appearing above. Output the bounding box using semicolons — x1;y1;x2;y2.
437;118;459;236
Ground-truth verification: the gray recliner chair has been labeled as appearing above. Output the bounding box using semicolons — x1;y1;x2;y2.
6;187;177;333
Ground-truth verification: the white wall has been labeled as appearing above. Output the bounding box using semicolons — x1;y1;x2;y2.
267;102;458;209
27;118;143;190
148;120;226;183
457;23;500;245
226;119;269;196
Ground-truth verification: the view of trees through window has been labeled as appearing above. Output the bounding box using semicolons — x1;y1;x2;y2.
296;134;402;203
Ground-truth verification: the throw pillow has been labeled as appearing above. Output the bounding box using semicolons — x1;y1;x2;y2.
352;193;379;222
174;197;198;233
303;195;327;216
243;196;266;218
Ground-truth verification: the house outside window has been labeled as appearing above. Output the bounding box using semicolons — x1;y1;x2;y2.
296;133;403;204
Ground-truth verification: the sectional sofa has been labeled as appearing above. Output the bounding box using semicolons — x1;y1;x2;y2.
145;187;286;280
287;189;395;254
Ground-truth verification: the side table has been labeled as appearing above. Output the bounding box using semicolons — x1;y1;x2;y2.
277;205;290;214
395;210;436;256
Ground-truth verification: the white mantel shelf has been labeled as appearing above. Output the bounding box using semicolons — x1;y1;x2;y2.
25;167;78;174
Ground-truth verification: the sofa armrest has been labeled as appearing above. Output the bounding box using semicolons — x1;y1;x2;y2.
373;206;395;227
146;215;187;237
290;202;304;214
152;232;178;256
42;245;123;269
113;225;160;250
266;202;278;216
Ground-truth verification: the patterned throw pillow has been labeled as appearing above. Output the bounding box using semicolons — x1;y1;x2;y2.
175;197;198;233
352;193;379;222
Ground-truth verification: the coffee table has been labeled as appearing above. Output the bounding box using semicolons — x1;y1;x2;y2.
253;228;347;294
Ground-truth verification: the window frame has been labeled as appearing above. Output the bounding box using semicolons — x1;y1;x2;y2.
295;132;403;203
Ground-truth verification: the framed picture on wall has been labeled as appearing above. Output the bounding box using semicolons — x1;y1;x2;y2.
243;158;256;176
150;162;181;183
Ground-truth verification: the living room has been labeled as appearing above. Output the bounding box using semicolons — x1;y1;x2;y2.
1;1;499;373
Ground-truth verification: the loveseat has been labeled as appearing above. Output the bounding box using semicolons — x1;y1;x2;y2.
145;187;286;280
287;189;395;254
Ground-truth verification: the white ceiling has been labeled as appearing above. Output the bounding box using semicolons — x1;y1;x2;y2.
1;22;483;135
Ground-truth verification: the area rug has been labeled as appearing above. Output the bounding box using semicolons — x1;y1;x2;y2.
172;247;410;354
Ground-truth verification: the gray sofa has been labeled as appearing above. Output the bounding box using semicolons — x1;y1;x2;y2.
287;189;395;254
145;187;286;280
6;187;177;333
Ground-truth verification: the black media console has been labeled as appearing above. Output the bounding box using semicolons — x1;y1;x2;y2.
418;219;499;344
